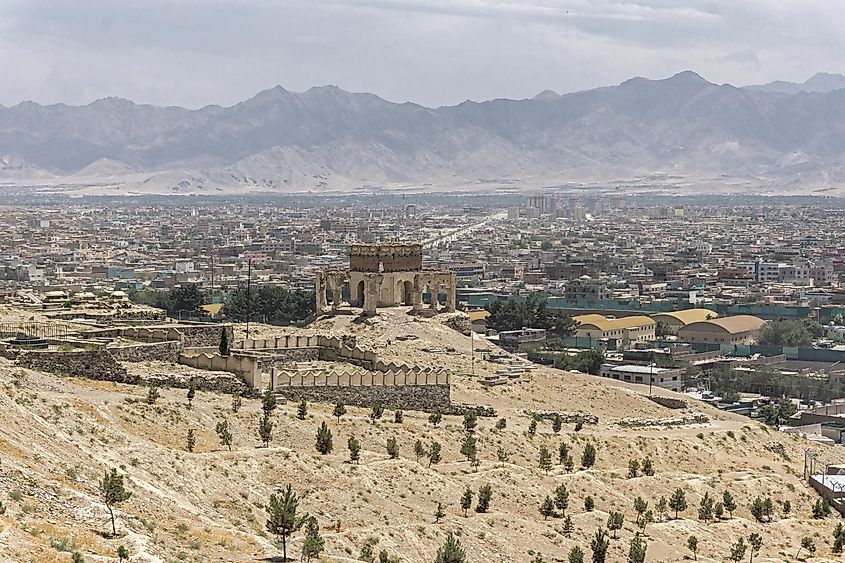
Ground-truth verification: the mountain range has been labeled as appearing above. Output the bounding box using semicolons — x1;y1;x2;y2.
2;71;845;195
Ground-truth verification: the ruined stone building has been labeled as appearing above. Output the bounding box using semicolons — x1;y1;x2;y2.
315;243;456;314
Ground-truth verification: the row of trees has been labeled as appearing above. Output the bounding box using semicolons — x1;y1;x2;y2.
223;285;314;325
485;295;577;337
757;318;823;347
709;364;845;404
130;283;315;325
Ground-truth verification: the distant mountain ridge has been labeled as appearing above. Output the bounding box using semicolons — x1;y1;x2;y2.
744;72;845;95
2;70;845;194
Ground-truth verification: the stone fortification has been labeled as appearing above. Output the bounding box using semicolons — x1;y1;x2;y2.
15;349;137;383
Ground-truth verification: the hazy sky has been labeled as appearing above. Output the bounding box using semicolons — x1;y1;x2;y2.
1;0;843;108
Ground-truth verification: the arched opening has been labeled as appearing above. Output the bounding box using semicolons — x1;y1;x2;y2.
402;280;413;305
431;282;443;309
326;286;335;306
356;280;365;308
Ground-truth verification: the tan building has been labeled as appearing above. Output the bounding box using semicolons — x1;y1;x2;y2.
316;243;455;315
651;308;718;334
677;315;766;345
573;314;656;346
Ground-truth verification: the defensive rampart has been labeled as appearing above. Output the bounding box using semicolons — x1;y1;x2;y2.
108;341;182;363
178;352;261;388
85;324;233;347
275;382;451;412
15;350;136;383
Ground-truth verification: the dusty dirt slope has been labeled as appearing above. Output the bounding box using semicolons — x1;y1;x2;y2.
0;309;843;562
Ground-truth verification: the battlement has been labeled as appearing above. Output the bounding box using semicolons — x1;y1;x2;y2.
349;243;423;272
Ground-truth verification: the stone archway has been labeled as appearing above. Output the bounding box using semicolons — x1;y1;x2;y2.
402;280;413;305
356;280;365;307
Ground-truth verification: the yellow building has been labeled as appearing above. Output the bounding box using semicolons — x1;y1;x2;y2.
651;308;718;334
677;315;766;345
573;314;656;346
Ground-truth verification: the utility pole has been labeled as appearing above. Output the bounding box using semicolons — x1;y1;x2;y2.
471;330;475;376
649;362;655;397
245;259;252;339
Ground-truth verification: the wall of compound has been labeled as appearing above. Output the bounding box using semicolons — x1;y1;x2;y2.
178;353;261;388
15;350;137;383
276;384;450;412
108;341;182;363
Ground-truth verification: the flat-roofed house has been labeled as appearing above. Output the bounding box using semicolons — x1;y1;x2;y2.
677;315;766;345
599;363;682;391
573;314;656;347
651;308;719;334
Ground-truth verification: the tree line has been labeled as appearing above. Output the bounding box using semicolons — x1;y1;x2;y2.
130;283;315;325
485;295;577;337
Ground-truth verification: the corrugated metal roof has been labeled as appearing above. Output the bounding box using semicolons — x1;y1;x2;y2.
681;315;766;335
574;313;655;331
652;308;718;325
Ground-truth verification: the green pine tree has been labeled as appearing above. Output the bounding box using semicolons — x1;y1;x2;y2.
261;389;277;417
219;327;230;357
434;532;466;563
215;419;233;451
316;421;333;454
581;443;597;468
460;486;473;517
476;484;492;513
370;401;384;424
434;501;446;523
628;533;647;563
333;402;346;423
259;412;273;447
301;515;324;563
386;437;399;459
347;435;361;464
428;441;442;467
554;484;569;514
538;445;553;474
568;546;584;563
539;495;555;520
668;488;687;519
591;529;610;563
265;484;303;562
99;468;132;537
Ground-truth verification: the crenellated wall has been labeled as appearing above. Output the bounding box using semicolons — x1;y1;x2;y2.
232;334;379;369
178;352;261;388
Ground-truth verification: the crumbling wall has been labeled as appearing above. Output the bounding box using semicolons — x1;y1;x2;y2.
233;334;379;369
276;384;451;412
273;369;450;387
15;350;136;383
530;410;599;425
170;325;232;347
142;372;247;394
108;341;182;363
647;396;688;410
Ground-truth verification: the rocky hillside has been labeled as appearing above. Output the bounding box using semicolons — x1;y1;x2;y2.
0;311;844;562
4;72;845;194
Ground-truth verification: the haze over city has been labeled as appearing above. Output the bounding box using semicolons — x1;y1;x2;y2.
1;0;844;108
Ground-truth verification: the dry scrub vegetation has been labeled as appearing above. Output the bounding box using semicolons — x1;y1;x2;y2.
0;310;843;562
